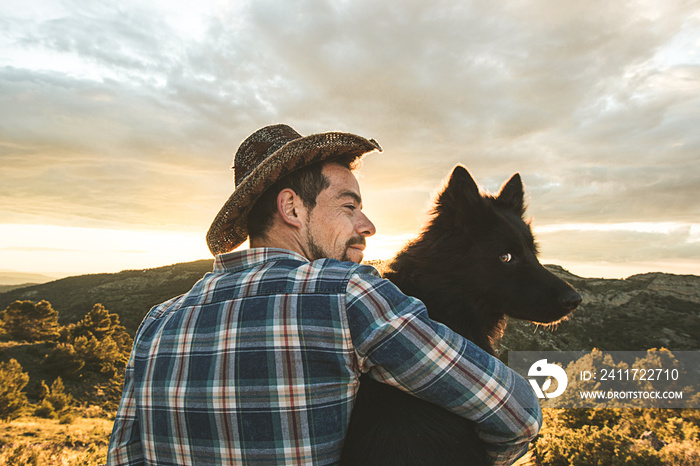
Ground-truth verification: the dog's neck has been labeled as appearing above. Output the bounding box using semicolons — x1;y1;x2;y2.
384;250;506;356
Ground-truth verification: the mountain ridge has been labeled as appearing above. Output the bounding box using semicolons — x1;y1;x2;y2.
0;259;698;352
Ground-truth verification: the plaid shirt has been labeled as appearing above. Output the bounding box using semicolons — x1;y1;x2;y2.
108;248;541;465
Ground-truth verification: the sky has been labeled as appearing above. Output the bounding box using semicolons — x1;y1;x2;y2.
1;0;699;280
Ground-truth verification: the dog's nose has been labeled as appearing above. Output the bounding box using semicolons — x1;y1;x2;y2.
561;290;582;311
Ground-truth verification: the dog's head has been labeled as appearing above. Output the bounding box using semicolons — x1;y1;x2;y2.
425;165;581;325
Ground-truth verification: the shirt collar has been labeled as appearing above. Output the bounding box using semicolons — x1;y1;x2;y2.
213;248;310;274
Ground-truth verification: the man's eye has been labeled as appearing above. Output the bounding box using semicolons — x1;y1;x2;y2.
345;205;357;211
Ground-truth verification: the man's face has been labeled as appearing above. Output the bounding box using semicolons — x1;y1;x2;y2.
304;163;376;263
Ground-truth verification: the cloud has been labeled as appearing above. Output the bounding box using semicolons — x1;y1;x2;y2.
0;0;698;275
1;246;147;253
537;223;700;264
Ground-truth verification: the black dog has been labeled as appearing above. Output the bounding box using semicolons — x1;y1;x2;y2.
341;165;581;465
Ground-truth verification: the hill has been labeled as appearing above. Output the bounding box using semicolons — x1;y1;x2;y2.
0;271;59;293
0;260;698;465
0;260;214;334
0;260;698;351
500;266;700;353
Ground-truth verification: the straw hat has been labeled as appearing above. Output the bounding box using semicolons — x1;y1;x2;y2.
206;124;382;256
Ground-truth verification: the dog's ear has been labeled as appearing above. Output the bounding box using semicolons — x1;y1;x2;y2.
448;165;480;196
435;165;483;215
497;173;525;216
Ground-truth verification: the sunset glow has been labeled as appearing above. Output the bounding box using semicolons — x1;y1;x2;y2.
1;0;699;281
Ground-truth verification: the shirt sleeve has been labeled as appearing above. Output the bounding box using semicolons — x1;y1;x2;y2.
345;268;542;466
106;350;144;466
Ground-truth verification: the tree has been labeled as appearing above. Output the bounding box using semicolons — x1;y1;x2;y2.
43;343;85;379
70;303;132;352
0;300;60;342
71;304;114;340
45;304;133;381
46;377;72;412
34;381;56;419
0;359;29;421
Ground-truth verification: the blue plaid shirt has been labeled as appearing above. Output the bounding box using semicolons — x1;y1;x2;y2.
107;248;541;465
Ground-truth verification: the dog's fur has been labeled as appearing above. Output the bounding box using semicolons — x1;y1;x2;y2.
341;165;581;465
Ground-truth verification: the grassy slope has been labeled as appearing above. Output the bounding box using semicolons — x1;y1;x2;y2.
0;415;113;465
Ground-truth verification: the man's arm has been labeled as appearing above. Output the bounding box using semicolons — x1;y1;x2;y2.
345;268;542;466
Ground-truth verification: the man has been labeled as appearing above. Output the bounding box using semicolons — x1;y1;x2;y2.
107;124;541;465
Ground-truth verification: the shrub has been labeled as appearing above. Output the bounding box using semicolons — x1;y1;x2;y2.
46;377;72;412
43;343;85;379
58;411;76;425
33;399;57;419
658;440;700;465
82;404;104;418
0;359;30;421
33;377;73;420
0;300;60;342
534;423;664;466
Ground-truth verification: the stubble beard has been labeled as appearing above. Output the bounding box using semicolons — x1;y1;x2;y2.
305;229;365;263
306;231;329;262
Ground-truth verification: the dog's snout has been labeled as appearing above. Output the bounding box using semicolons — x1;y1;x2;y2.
561;290;582;311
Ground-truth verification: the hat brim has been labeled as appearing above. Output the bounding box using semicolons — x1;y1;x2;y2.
206;131;381;256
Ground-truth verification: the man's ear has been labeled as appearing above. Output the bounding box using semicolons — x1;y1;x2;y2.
276;188;304;228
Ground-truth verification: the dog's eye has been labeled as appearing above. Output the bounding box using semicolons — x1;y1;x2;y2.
499;253;513;263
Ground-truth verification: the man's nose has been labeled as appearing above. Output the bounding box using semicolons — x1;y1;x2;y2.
357;211;376;237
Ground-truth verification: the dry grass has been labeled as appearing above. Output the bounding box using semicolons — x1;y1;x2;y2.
0;414;112;465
